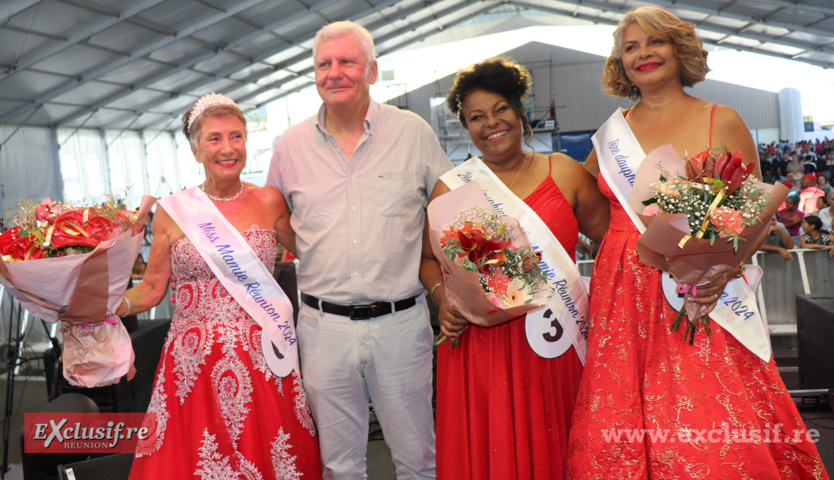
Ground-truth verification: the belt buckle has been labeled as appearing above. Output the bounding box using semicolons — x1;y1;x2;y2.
348;303;376;320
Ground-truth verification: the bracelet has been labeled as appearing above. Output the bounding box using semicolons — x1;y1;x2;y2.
122;297;131;317
734;262;745;279
429;281;444;300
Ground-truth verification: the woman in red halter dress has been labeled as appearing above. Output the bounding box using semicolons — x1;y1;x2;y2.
567;7;828;479
420;58;609;480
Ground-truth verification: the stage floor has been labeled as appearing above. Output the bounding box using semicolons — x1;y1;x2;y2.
3;359;833;479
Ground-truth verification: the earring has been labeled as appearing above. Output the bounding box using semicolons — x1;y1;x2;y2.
467;140;473;157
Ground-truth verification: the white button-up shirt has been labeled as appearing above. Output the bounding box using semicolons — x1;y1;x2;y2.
268;100;453;304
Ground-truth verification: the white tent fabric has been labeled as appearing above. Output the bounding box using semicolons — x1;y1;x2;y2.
0;125;59;220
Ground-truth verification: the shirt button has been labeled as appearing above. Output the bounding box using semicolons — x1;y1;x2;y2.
352;239;358;244
351;206;357;212
353;271;359;277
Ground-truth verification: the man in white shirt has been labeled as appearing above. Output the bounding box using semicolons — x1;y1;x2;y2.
268;21;452;480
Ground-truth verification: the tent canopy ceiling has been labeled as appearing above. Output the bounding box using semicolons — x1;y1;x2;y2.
1;0;832;133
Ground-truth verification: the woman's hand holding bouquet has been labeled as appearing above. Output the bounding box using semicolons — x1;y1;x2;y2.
630;146;787;344
428;182;551;347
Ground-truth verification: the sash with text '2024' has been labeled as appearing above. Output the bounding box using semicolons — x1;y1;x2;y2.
594;109;771;361
159;187;298;376
441;158;589;364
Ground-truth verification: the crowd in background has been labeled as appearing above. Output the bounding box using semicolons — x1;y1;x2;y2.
757;137;834;260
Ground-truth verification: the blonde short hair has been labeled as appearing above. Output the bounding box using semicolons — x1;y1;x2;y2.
602;6;709;100
181;103;247;149
313;21;376;64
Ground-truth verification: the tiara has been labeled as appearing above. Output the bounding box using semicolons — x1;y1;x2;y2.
187;92;238;132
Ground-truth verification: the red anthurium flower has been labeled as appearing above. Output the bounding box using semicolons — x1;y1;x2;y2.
5;235;43;261
49;211;99;249
0;226;22;255
85;216;119;243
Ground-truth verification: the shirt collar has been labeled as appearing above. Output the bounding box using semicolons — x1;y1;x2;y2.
315;99;379;136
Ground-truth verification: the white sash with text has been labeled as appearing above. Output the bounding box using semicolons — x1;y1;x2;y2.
159;187;298;376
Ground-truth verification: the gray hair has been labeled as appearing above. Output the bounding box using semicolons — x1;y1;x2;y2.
313;21;376;64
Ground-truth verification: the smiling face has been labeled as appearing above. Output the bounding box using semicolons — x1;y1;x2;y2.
461;88;523;165
192;114;247;182
621;22;681;91
314;34;377;110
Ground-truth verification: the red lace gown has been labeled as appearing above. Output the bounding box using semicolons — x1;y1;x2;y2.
436;173;585;480
566;178;828;479
129;227;322;480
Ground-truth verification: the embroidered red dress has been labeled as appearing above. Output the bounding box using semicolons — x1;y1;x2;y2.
566;176;828;478
129;227;322;480
436;167;585;480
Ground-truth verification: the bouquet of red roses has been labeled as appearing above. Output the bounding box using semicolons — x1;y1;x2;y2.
0;196;155;387
439;206;548;311
428;182;550;346
629;145;787;345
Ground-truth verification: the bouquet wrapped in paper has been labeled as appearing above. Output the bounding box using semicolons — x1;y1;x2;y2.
428;182;549;345
0;196;156;387
629;145;788;343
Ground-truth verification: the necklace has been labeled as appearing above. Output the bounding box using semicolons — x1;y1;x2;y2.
200;181;245;202
508;152;531;190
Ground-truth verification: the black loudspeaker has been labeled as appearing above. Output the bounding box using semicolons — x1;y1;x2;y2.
20;393;100;480
57;453;133;480
796;295;834;389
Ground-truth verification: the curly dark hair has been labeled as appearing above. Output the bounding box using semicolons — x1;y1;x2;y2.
446;57;533;142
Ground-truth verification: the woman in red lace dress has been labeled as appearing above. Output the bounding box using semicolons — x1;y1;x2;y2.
420;57;609;480
119;93;322;479
567;7;827;479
